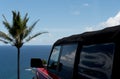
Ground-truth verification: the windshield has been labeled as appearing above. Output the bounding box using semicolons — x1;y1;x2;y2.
48;46;61;70
48;43;78;73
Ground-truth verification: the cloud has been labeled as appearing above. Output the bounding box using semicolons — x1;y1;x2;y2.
83;3;89;7
72;11;80;15
85;27;94;31
44;28;80;32
84;11;120;33
102;11;120;27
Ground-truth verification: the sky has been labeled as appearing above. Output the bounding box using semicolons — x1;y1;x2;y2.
0;0;120;45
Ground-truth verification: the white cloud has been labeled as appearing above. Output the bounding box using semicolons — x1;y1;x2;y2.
48;33;53;37
85;27;94;31
83;3;89;7
44;28;80;32
83;11;120;33
72;11;80;15
102;11;120;27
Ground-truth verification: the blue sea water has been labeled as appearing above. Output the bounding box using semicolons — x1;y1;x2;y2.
0;45;52;79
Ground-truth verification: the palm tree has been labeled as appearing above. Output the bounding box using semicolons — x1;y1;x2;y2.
0;11;47;79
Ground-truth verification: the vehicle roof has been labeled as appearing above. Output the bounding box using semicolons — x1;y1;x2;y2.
54;25;120;45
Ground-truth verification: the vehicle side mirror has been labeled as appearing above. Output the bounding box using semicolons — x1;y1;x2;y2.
31;58;44;68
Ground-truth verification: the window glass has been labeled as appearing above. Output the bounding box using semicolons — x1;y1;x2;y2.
78;43;115;79
58;44;78;79
48;46;61;70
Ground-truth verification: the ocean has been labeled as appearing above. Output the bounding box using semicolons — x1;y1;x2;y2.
0;45;52;79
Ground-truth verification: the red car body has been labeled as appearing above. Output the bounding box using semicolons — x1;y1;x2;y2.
36;68;60;79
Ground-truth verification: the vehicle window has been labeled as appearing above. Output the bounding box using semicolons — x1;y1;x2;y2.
78;43;115;79
58;44;78;79
48;46;61;70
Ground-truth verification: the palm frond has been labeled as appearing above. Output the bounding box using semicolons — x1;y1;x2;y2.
0;31;13;42
2;15;11;30
28;19;39;33
23;19;39;39
16;11;22;28
12;11;20;28
22;13;29;27
25;32;48;42
0;39;9;44
23;13;28;21
12;11;17;23
1;11;48;47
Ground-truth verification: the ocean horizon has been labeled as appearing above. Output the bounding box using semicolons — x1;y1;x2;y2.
0;45;52;79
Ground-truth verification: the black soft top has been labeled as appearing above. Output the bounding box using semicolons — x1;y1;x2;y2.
54;25;120;45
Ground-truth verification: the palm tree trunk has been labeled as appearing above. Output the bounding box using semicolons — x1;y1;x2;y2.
17;47;20;79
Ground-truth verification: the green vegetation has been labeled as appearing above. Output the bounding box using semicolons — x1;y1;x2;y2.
0;11;47;79
42;59;47;65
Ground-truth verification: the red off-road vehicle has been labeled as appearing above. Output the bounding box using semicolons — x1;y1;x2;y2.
31;25;120;79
